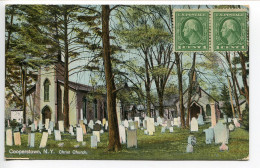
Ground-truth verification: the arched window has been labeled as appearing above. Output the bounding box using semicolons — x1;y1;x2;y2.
44;79;50;101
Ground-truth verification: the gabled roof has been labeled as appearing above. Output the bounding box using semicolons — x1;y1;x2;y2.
58;80;93;92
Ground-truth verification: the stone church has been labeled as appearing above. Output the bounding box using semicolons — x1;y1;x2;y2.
26;61;107;126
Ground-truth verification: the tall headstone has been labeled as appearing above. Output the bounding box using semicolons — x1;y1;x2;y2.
95;120;102;125
157;117;162;126
197;114;204;125
127;129;137;148
214;122;229;144
30;123;35;132
143;120;147;129
83;118;88;125
45;119;50;130
203;127;214;144
91;135;97;148
102;118;106;126
119;125;126;144
54;130;62;141
49;121;54;131
105;121;108;130
173;118;178;126
147;118;155;133
186;144;193;153
76;127;83;142
210;103;217;127
58;120;64;133
93;131;100;142
190;117;198;132
69;125;73;134
14;132;21;146
39;132;48;148
6;128;13;146
48;128;52;135
28;133;35;147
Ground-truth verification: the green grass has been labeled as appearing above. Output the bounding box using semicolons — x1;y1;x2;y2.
4;123;249;160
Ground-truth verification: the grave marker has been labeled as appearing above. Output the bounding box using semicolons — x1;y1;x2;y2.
28;133;35;147
14;132;21;146
124;119;129;128
45;119;50;130
88;120;94;129
91;135;97;148
190;117;198;132
76;127;83;142
203;127;214;144
119;125;126;144
214;122;229;144
197;114;204;125
58;120;64;133
6;128;13;146
127;129;137;148
93;131;100;142
169;127;174;133
49;121;54;131
39;132;48;148
54;130;62;141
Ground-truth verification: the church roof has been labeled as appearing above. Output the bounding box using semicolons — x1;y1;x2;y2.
58;80;93;92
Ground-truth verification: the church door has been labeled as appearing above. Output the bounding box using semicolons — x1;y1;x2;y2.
42;106;51;124
190;103;201;120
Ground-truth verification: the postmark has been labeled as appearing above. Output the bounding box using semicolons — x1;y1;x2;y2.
174;10;210;52
213;10;247;51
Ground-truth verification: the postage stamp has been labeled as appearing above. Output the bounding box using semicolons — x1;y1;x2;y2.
213;10;248;51
174;10;210;52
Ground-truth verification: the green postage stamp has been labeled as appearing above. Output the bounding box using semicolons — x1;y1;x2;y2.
173;9;248;52
174;10;210;52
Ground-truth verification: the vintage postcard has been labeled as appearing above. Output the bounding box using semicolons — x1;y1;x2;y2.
4;4;249;160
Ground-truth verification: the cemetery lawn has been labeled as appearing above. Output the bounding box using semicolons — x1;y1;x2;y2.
5;124;249;160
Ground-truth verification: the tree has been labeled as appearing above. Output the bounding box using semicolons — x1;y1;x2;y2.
220;84;233;117
102;5;121;152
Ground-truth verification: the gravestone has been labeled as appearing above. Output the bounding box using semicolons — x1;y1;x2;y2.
223;115;228;123
127;129;137;148
105;121;108;130
39;122;43;130
214;122;229;144
82;124;87;135
228;118;232;123
54;130;62;141
143;120;147;129
93;131;100;142
88;120;94;129
233;118;241;128
58;120;64;133
39;132;48;148
173;118;178;126
219;142;229;151
171;120;174;127
48;128;52;135
93;123;101;131
134;117;140;128
30;123;35;132
157;117;163;126
144;130;148;135
190;117;198;132
102;118;106;126
83;118;88;125
100;129;104;134
95;120;102;125
49;121;54;131
91;135;97;148
229;124;235;131
6;128;13;146
197;114;204;125
169;127;174;133
28;133;35;147
210;103;217;127
186;144;193;153
119;125;126;144
147;118;155;133
161;127;166;133
149;130;153;135
129;121;134;129
76;127;83;142
203;127;214;144
124;119;129;128
69;125;73;134
45;119;50;130
14;132;21;146
188;135;196;146
167;120;171;129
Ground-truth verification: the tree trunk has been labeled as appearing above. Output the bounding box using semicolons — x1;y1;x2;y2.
238;51;249;105
185;53;196;127
63;7;70;129
226;52;241;119
175;52;185;128
102;5;121;152
158;91;164;117
22;66;27;124
145;85;152;117
227;77;236;118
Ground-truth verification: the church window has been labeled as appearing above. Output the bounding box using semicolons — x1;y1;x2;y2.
44;79;50;101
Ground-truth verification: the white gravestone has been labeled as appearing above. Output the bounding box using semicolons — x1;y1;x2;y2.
134;117;140;128
105;121;108;130
144;130;148;135
157;117;163;126
169;127;174;133
28;133;35;147
6;128;13;146
203;128;214;144
161;127;166;133
69;125;73;134
127;129;137;148
95;120;102;125
14;132;21;146
214;122;229;144
88;120;94;129
54;130;62;141
76;127;83;142
91;135;97;148
186;144;193;153
124;120;129;128
39;122;43;130
48;128;52;135
190;117;198;132
171;121;174;127
58;121;64;133
39;132;48;148
45;119;50;130
83;118;88;125
49;121;54;131
197;114;204;125
93;131;100;142
173;118;178;126
30;123;35;132
119;125;126;144
147;118;155;133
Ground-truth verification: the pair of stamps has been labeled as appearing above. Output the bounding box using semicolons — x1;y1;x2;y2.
173;9;248;52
